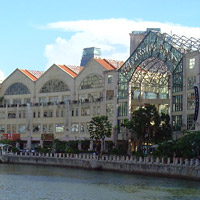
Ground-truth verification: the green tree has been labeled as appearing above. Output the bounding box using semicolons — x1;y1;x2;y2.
88;115;112;152
122;104;172;152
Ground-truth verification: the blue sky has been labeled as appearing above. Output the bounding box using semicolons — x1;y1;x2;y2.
0;0;200;79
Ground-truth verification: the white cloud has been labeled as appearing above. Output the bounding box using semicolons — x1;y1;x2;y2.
43;18;200;67
0;70;5;82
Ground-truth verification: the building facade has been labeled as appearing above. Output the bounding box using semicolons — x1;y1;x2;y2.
0;29;199;150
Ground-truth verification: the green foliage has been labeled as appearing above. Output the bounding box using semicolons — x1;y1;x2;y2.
11;147;19;153
80;140;90;151
35;145;51;153
54;139;68;153
89;115;112;141
65;147;75;153
122;104;172;150
0;139;15;145
153;141;174;158
110;147;126;155
152;131;200;159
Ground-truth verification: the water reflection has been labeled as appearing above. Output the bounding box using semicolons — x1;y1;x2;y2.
0;164;200;200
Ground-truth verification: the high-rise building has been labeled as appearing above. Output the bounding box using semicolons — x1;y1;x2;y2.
80;47;101;67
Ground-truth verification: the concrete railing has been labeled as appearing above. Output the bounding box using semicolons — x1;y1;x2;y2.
10;152;200;167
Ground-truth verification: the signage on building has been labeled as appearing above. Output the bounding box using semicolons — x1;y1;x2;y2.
194;85;199;121
2;133;20;141
41;134;54;141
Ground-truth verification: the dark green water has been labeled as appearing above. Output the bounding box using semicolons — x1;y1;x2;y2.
0;164;200;200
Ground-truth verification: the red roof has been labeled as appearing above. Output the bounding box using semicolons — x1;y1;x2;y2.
20;69;39;81
65;65;84;74
94;59;116;70
95;58;124;70
58;65;78;78
104;59;124;69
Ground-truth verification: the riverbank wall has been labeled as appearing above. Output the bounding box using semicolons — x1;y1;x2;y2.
1;152;200;181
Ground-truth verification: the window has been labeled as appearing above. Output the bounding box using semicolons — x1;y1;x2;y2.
81;108;90;116
172;115;182;131
18;125;26;133
7;125;11;133
108;75;113;84
49;96;59;103
5;83;30;95
43;111;48;117
23;111;26;118
118;102;128;116
106;90;114;100
12;125;16;133
0;125;5;133
56;124;64;133
76;108;79;116
33;112;36;118
80;74;103;89
43;110;53;117
86;123;90;133
187;76;196;90
172;95;183;112
62;95;70;103
48;124;53;133
71;123;79;132
13;99;21;105
187;114;195;130
39;97;46;104
80;123;85;133
106;103;114;116
24;98;31;104
0;112;5;119
33;124;41;133
187;93;195;110
49;111;53;117
43;124;47;133
189;58;195;69
38;112;40;118
4;99;10;105
40;80;69;93
61;110;64;117
56;110;59;117
19;111;26;118
8;112;16;119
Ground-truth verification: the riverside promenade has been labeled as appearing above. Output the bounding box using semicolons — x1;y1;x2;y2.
1;152;200;181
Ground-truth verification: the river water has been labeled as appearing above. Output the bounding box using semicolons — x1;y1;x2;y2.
0;164;200;200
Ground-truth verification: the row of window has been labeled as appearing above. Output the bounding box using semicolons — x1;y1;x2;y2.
0;109;65;119
0;124;65;134
4;74;113;96
0;122;93;134
4;95;70;105
172;114;195;131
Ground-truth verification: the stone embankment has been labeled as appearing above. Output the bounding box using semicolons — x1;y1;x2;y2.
1;152;200;181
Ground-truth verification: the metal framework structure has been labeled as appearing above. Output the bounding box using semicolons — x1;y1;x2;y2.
118;30;200;102
117;29;200;136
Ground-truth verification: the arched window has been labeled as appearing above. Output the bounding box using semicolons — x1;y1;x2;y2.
5;83;30;95
40;80;70;93
80;74;103;89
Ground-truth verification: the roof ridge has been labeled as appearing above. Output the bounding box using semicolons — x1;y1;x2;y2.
64;65;78;75
58;65;77;78
20;69;37;81
103;59;116;69
25;69;38;80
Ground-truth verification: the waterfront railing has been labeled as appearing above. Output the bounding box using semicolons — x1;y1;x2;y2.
6;151;200;167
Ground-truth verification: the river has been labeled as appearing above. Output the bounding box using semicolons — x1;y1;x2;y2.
0;164;200;200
